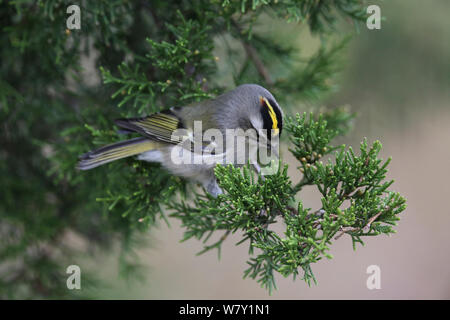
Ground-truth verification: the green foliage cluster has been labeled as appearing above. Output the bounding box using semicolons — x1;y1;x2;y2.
0;0;405;298
170;113;406;292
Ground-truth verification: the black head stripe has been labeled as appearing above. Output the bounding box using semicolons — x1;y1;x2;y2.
260;102;274;139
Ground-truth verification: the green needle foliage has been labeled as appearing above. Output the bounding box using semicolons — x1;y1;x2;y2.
170;113;406;293
0;0;405;298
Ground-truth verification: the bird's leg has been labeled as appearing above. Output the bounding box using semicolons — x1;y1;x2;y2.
205;176;223;198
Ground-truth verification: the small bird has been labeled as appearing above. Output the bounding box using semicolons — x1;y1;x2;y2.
78;84;283;196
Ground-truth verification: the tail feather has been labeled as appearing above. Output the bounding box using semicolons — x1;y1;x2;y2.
78;137;160;170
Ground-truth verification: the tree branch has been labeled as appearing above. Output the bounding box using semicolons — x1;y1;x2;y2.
231;19;274;86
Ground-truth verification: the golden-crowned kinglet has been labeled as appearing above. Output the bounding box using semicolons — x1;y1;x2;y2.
78;84;284;196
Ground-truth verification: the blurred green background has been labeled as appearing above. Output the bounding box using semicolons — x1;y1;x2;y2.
81;0;450;299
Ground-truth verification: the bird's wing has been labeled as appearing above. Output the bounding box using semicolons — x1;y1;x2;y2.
114;111;183;144
115;110;213;153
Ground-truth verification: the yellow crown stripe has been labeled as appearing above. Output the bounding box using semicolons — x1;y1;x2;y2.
263;97;279;133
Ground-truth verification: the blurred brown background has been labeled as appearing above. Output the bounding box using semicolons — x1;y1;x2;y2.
87;0;450;299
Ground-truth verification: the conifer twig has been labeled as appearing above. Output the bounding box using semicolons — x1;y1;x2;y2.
334;210;384;240
231;19;274;86
241;41;274;85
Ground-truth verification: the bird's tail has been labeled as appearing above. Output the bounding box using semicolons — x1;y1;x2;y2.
77;137;160;170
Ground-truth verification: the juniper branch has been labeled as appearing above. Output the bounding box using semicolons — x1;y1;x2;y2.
168;113;406;293
0;0;404;298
